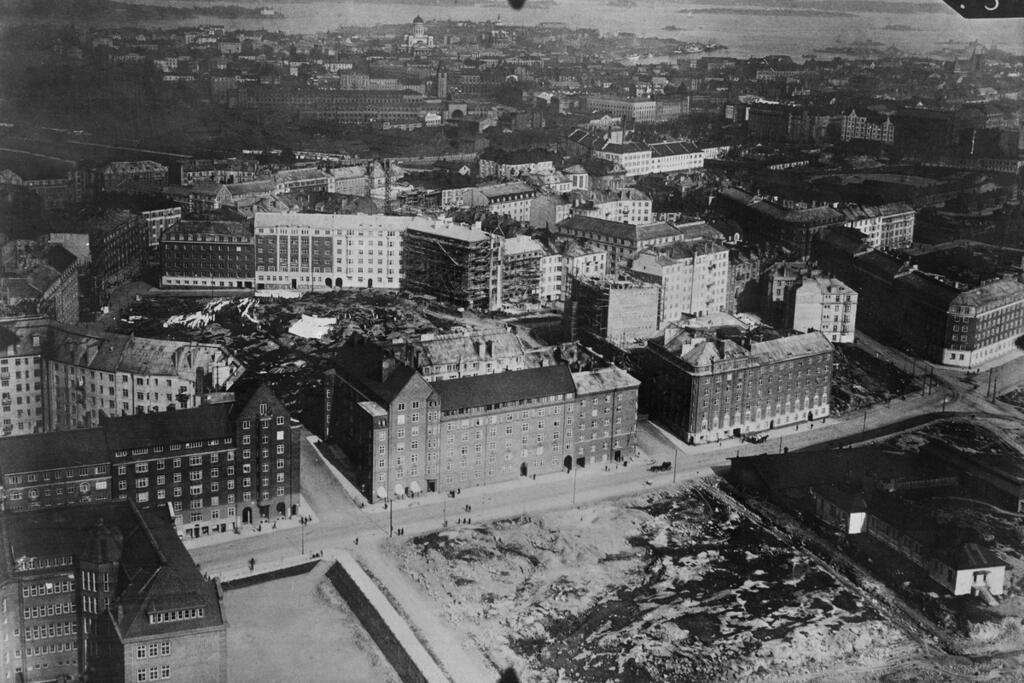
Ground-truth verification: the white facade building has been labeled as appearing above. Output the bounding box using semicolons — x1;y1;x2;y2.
253;213;437;291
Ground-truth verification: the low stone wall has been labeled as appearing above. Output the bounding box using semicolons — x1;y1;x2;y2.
325;555;448;683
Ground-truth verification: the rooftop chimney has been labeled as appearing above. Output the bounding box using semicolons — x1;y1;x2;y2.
381;357;397;383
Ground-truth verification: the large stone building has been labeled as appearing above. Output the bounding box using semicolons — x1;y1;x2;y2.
630;240;730;323
839;202;915;250
160;216;255;289
817;239;1024;368
87;209;149;291
714;188;845;258
640;329;833;444
840;109;895;145
554;216;711;274
0;316;243;437
789;276;858;344
235;86;429;126
401;219;503;311
97;161;169;195
569;188;653;226
253;212;427;291
1;383;300;537
0;502;227;682
323;345;640;501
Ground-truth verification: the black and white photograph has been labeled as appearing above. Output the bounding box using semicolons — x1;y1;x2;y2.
0;0;1023;680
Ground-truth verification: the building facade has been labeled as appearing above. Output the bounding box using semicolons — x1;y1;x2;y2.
789;276;858;344
324;346;640;501
564;276;661;346
0;502;228;683
839;203;915;250
640;330;833;443
253;213;423;291
630;240;729;323
0;316;243;437
160;217;255;289
0;384;300;536
401;219;503;311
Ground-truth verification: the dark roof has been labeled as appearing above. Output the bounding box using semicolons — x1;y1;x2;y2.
42;244;77;272
0;324;19;347
432;365;576;412
557;214;637;241
1;502;225;637
101;403;233;452
334;345;421;405
0;428;110;474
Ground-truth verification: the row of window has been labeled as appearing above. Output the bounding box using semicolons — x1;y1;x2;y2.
148;607;204;624
22;581;74;598
136;642;171;659
24;603;74;619
23;622;77;641
137;665;171;681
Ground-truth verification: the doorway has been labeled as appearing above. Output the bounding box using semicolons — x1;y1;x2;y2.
520;462;528;477
242;507;253;524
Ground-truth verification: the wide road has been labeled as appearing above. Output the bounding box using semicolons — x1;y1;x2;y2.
187;332;1024;682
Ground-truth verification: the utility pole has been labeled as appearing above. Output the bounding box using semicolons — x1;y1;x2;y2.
571;466;578;506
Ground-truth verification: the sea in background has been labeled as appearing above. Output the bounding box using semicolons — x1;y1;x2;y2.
5;0;1024;59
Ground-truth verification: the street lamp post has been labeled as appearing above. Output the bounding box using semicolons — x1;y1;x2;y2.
300;516;308;555
571;465;577;507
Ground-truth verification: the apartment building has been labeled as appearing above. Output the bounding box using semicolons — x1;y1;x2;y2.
640;330;834;444
840;109;895;144
323;346;640;501
570;188;653;226
1;384;300;537
554;216;706;273
630;240;730;323
0;316;243;436
839;202;915;249
160;217;255;289
790;276;858;344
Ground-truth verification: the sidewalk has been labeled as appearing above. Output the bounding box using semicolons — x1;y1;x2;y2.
182;494;318;551
305;433;369;507
354;543;498;683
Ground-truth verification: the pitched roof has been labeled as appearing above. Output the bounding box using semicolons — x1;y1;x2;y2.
333;345;423;405
0;428;111;474
431;365;575;412
556;215;637;241
100;403;233;452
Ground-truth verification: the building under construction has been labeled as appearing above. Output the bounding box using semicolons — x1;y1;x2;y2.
564;276;661;346
401;220;503;311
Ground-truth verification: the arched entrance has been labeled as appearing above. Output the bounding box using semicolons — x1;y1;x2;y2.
563;455;573;472
367;278;374;289
807;411;814;421
242;507;253;524
325;277;333;288
520;462;528;477
276;502;286;517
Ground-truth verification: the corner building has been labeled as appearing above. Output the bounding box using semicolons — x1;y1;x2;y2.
640;330;833;444
324;346;640;501
0;501;226;683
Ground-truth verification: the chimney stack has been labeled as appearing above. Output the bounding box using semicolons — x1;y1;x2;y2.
381;357;397;382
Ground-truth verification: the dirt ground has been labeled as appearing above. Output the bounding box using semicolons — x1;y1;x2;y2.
830;345;923;414
223;563;399;683
390;483;919;682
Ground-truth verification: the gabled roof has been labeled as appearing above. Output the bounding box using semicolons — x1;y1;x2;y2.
432;365;575;412
100;403;234;453
333;345;424;405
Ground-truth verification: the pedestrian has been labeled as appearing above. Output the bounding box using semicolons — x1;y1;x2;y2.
355;537;359;545
249;557;255;571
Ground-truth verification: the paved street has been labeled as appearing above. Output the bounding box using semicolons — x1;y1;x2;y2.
187;332;1024;682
